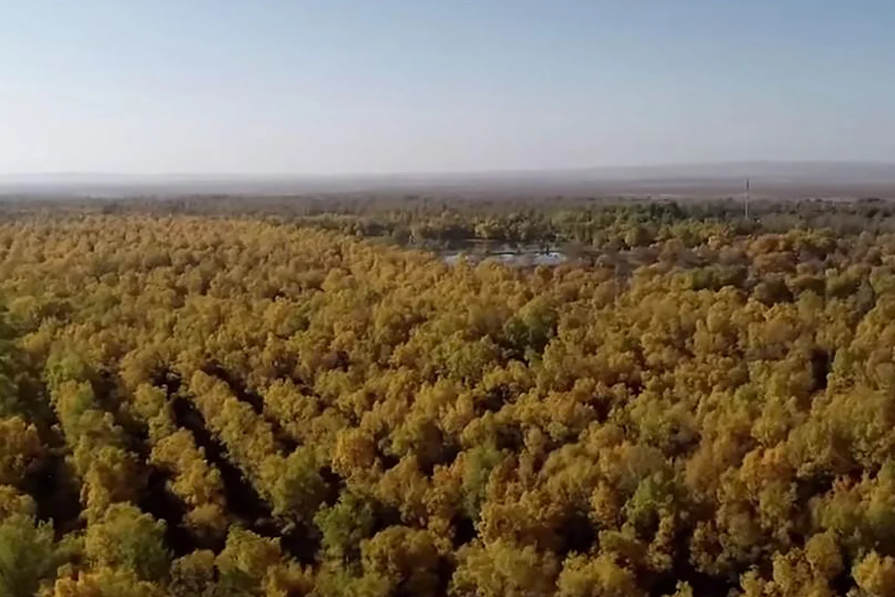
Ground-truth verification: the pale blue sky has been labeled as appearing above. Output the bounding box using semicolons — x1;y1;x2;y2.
1;0;894;174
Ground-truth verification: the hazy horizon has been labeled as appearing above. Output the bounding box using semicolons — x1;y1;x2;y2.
4;160;895;179
5;161;895;201
3;1;895;175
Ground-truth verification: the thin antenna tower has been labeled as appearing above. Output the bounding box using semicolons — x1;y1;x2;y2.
744;177;751;219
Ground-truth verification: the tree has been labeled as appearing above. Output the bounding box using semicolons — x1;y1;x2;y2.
84;504;170;582
315;491;376;562
261;448;327;522
0;514;59;597
0;416;44;486
556;553;644;597
44;568;166;597
215;527;285;593
361;527;441;597
450;540;559;597
853;551;895;597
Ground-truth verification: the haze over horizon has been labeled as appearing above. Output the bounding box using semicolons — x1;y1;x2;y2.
2;1;895;176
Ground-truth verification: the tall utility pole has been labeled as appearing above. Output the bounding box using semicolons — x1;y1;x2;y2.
744;178;751;219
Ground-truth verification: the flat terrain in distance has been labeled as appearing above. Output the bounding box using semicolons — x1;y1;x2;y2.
3;161;895;200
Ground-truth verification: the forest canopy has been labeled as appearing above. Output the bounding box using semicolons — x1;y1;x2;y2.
1;197;895;596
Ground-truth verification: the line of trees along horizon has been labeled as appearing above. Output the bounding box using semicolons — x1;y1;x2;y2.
1;206;895;595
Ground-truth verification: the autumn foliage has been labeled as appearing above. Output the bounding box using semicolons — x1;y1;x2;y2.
1;205;895;596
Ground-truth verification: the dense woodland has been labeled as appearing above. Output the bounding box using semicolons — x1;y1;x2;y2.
3;198;895;595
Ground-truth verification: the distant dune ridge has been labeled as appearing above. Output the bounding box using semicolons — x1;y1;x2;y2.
3;161;895;198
